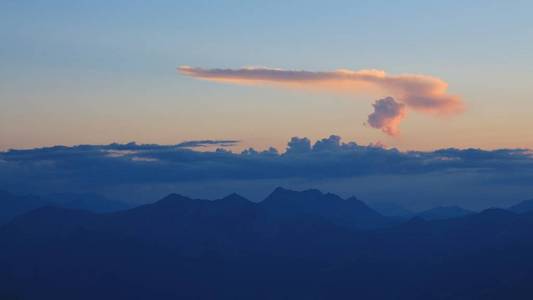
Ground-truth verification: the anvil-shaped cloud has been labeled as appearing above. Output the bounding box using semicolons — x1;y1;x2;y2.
179;66;464;136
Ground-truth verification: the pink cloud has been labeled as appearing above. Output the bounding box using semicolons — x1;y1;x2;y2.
367;97;406;136
179;66;464;135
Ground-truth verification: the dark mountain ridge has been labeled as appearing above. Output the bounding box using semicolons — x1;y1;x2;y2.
0;190;129;224
0;190;49;224
414;205;474;220
509;198;533;214
2;188;533;299
260;187;392;229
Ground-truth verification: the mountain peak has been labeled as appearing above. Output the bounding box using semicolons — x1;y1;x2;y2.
346;196;359;201
479;207;516;217
220;193;250;204
260;187;389;229
267;187;323;201
161;193;190;200
272;186;289;193
269;186;296;197
509;199;533;214
155;193;196;207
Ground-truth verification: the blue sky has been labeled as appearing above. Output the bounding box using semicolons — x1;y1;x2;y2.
1;0;533;151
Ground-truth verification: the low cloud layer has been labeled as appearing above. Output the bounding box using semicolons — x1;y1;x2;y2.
179;66;463;135
1;136;532;209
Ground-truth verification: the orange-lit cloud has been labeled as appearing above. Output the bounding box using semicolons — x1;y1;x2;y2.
179;66;463;135
367;97;406;136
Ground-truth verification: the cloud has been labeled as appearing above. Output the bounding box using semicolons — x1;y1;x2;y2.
179;66;464;136
2;136;533;208
1;136;531;186
286;137;312;154
176;139;240;148
367;97;407;136
313;135;342;152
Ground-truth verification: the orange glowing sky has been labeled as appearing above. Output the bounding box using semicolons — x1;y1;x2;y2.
1;1;533;151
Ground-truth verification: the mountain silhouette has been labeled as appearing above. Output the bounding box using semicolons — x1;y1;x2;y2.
0;190;52;224
369;201;414;217
415;205;474;220
2;188;533;299
42;192;130;213
509;198;533;214
260;187;392;229
0;190;129;224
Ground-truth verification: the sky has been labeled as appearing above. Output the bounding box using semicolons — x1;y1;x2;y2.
2;0;533;152
2;1;533;209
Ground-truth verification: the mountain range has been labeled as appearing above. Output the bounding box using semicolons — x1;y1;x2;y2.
2;188;533;299
0;190;129;224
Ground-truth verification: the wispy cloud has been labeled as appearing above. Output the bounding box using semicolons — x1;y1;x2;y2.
179;66;464;135
176;139;239;148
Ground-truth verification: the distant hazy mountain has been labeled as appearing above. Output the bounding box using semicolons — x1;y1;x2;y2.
0;190;51;224
369;201;414;217
415;205;474;220
260;187;393;229
42;193;130;212
509;199;533;214
2;189;533;299
0;190;129;224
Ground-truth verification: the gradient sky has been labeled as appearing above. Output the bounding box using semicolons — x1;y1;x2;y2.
2;0;533;151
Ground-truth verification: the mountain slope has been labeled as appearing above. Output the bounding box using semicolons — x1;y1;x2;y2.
0;190;50;224
369;201;414;217
0;190;129;224
415;205;474;220
2;190;533;299
42;193;130;212
260;187;392;229
509;199;533;214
